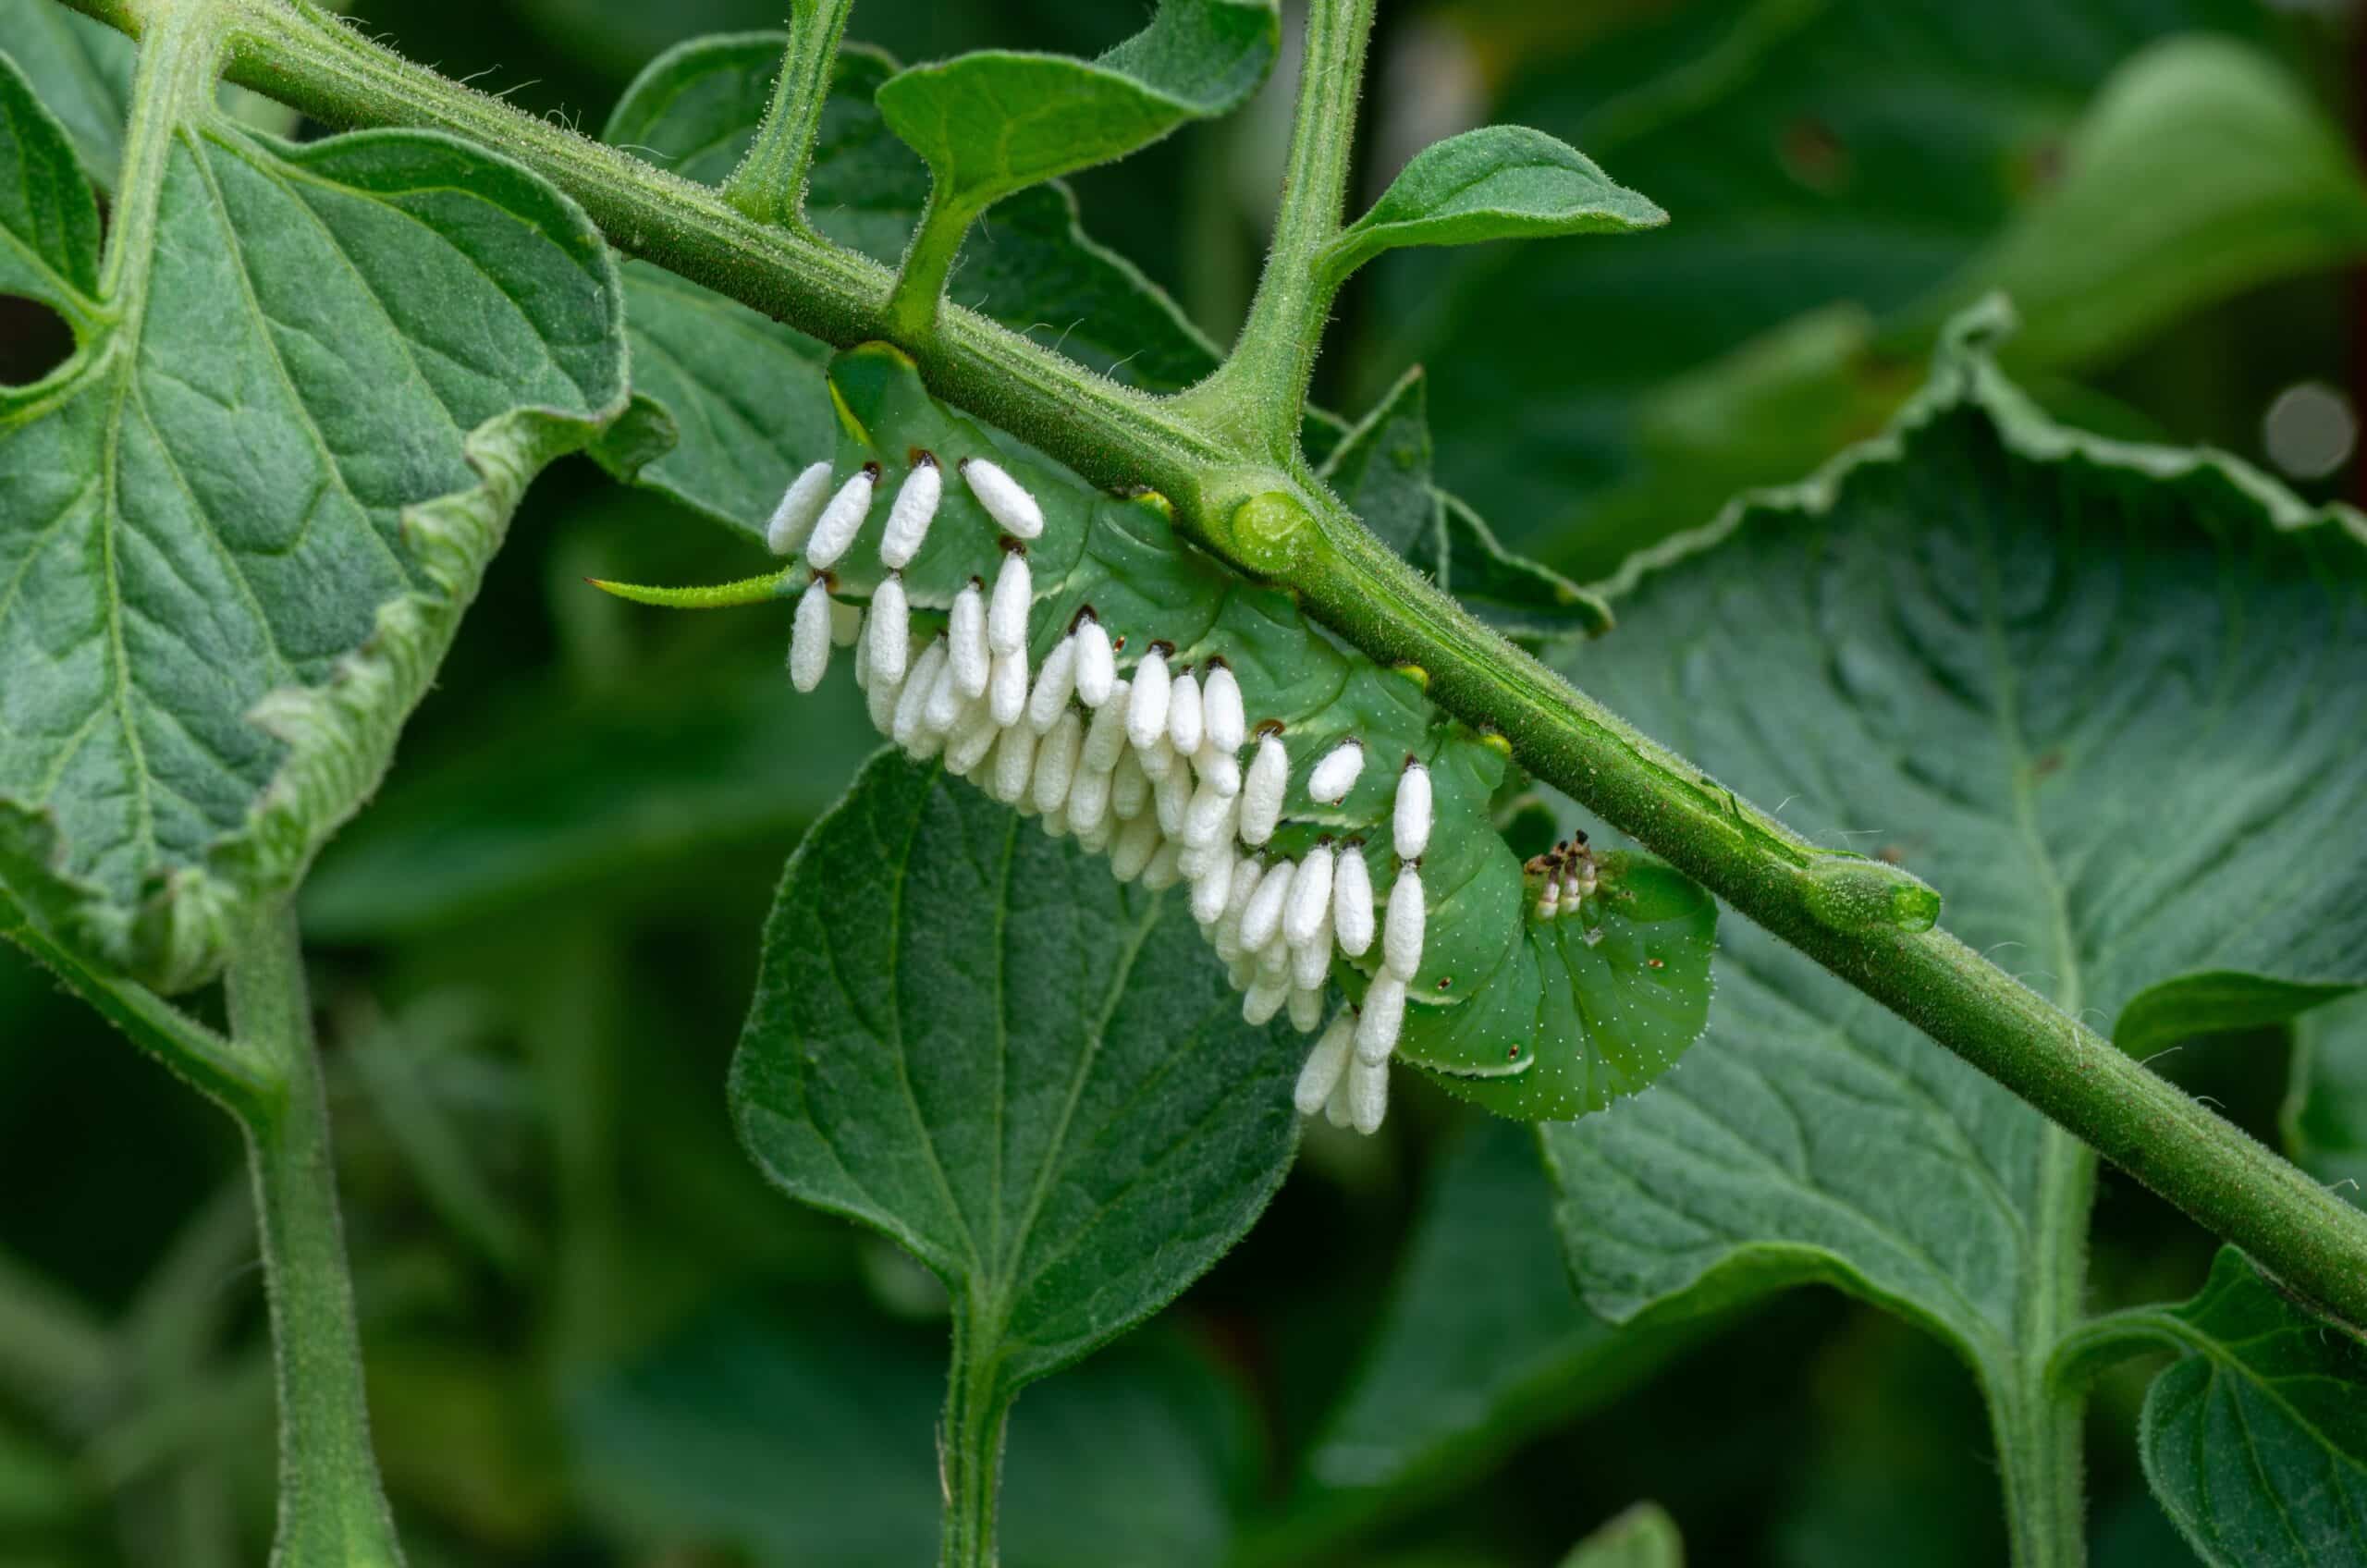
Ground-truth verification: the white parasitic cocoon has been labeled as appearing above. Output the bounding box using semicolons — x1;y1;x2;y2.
1287;986;1324;1034
1110;749;1150;820
1194;743;1241;798
1066;764;1113;835
1324;1069;1354;1128
1240;732;1288;846
987;550;1031;654
990;722;1036;803
1136;734;1177;782
1201;661;1245;753
1355;975;1405;1065
829;598;864;647
1032;709;1083;815
989;646;1028;727
1290;913;1332;991
1141;841;1184;891
945;702;1000;775
1126;644;1172;751
1308;738;1364;804
790;579;833;692
891;639;948;751
1167;670;1204;754
1332;847;1375;957
1153;762;1193;838
1027;635;1079;732
1080;680;1134;773
1537;877;1561;918
879;454;941;568
766;460;836;556
1183;778;1239;851
1111;815;1161;883
1255;932;1292;979
960;455;1043;538
1385;865;1425;979
1243;972;1290;1026
1393;759;1433;860
1283;842;1335;948
1347;1056;1389;1135
804;464;878;570
922;646;965;735
1074;616;1116;706
1293;1012;1355;1114
1213;862;1264;959
949;579;989;698
865;661;902;735
868;573;911;684
1075;810;1116;854
1190;846;1236;924
1240;862;1293;952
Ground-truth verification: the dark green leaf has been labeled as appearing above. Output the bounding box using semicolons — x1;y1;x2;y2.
731;751;1297;1393
0;0;129;186
1562;1502;1685;1568
1326;125;1664;285
876;0;1279;227
2285;990;2367;1212
0;54;626;988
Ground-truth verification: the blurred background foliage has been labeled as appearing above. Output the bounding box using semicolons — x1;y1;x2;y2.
3;0;2362;1563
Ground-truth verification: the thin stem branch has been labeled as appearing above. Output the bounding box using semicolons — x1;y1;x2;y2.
718;0;853;229
52;0;2367;1329
937;1301;1010;1568
225;901;405;1568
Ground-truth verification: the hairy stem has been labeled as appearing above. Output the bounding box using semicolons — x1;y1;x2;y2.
719;0;853;228
225;902;405;1568
938;1302;1010;1568
1993;1127;2094;1568
55;0;2367;1329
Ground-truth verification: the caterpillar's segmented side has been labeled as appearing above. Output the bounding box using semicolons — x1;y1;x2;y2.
738;345;1713;1131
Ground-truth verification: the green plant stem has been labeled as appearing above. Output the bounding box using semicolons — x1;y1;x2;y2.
56;0;2367;1329
885;194;971;347
719;0;852;229
938;1302;1011;1568
224;901;405;1568
1993;1127;2094;1567
1175;0;1375;456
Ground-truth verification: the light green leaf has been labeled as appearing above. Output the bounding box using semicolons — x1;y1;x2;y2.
876;0;1279;229
0;43;626;989
0;0;129;187
1325;125;1664;286
1562;1503;1685;1568
730;750;1297;1431
1542;310;2367;1521
2285;990;2367;1212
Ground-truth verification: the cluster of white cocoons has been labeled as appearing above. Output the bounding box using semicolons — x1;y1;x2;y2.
768;454;1437;1135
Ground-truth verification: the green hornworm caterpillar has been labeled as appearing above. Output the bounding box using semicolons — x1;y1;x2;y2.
604;344;1715;1131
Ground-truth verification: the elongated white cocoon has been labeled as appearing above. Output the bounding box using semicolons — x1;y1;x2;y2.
960;455;1043;538
1333;848;1375;957
1288;986;1324;1034
1190;844;1235;924
1074;618;1116;706
1537;878;1561;918
1168;671;1204;754
830;599;864;647
946;702;1000;775
865;665;902;736
1256;931;1292;979
869;573;911;684
1110;814;1159;881
991;721;1036;802
1142;840;1183;891
988;551;1031;654
1241;862;1293;951
1039;809;1069;839
1394;760;1432;860
1347;1056;1389;1135
949;581;989;698
1136;734;1176;782
805;466;877;570
1067;766;1112;835
1324;1069;1354;1128
1226;954;1257;990
1202;663;1245;753
1294;1012;1355;1114
1178;842;1214;880
1290;913;1332;990
891;639;947;751
1578;858;1599;898
766;461;836;555
1126;646;1171;751
879;456;940;568
1241;734;1288;846
1194;744;1241;799
1283;842;1335;948
1308;739;1364;804
1080;680;1133;773
1075;811;1115;854
790;580;832;692
1355;974;1405;1065
1110;749;1150;820
1385;865;1425;979
1027;635;1078;732
1033;709;1083;815
989;646;1028;727
1153;762;1192;838
1183;778;1238;851
1243;971;1290;1026
922;650;965;736
1213;862;1264;959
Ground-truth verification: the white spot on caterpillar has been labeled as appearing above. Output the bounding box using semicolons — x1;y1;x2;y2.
1032;708;1083;815
879;453;940;568
790;579;832;692
1347;1055;1389;1134
1241;732;1288;846
988;646;1028;727
1294;1011;1355;1113
891;640;947;752
1240;860;1293;951
949;579;989;698
765;460;835;556
1284;842;1335;948
1168;669;1204;754
1385;864;1425;979
1393;759;1432;860
987;549;1031;654
1027;635;1079;733
804;464;878;570
868;573;910;685
1127;644;1172;751
1308;738;1364;804
1332;845;1374;957
960;455;1043;538
1074;614;1116;706
989;721;1036;803
1355;975;1404;1065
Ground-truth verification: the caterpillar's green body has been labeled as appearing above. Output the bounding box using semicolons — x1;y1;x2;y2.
701;344;1714;1122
